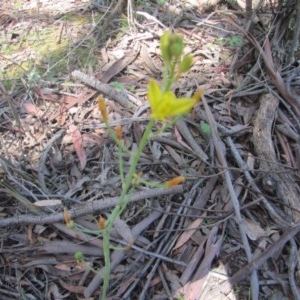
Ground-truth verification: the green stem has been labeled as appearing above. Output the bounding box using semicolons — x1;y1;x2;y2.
101;118;155;299
107;118;155;227
163;60;177;92
101;229;110;300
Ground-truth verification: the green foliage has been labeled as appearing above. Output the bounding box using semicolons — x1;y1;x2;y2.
111;81;125;91
201;123;211;136
74;251;83;261
216;35;243;47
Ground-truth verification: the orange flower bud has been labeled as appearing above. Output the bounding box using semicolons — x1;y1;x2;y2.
98;96;108;123
165;176;185;188
98;215;106;230
115;125;122;140
64;207;74;228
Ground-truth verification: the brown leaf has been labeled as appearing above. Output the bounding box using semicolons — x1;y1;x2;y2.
59;279;86;294
55;263;72;272
173;218;203;250
99;46;140;83
183;226;223;299
244;218;271;241
22;103;44;117
69;124;87;169
113;218;134;245
174;126;192;151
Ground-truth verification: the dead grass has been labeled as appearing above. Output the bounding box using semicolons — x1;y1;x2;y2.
1;0;300;299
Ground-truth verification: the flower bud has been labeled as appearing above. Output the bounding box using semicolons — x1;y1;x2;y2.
98;95;108;123
179;55;193;73
170;35;184;58
98;215;106;230
74;251;83;261
165;176;185;188
160;31;172;63
115;125;122;140
160;31;184;63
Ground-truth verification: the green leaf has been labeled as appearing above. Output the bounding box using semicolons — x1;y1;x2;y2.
111;81;124;91
201;123;211;135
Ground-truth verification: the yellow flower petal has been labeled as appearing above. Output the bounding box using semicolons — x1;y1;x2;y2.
167;97;197;116
192;88;204;102
147;79;200;121
147;79;162;108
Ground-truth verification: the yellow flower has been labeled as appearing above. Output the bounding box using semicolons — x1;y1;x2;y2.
147;79;201;121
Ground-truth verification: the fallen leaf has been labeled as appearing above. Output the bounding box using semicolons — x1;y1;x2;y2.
244;218;270;241
34;199;62;207
69;124;87;169
55;263;72;272
114;218;134;246
173;218;203;250
22;103;44;117
174;126;192;151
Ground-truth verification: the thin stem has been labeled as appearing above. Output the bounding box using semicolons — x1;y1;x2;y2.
118;145;125;186
163;60;178;92
101;230;110;300
108;119;155;227
100;118;155;299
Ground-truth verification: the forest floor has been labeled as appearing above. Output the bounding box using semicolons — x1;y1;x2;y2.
1;0;300;299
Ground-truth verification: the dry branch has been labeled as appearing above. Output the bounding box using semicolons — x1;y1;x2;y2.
0;185;185;227
71;70;131;108
253;93;300;222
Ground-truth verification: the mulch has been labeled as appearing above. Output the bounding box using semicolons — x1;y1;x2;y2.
1;0;300;299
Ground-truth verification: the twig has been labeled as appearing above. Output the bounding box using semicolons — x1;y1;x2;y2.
287;0;300;64
38;129;65;193
0;185;184;227
219;223;300;294
225;136;290;227
139;198;189;300
176;119;208;162
83;205;164;298
288;238;300;299
224;16;300;115
71;70;131;108
201;94;259;300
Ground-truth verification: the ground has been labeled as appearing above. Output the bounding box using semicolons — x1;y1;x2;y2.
1;0;300;299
